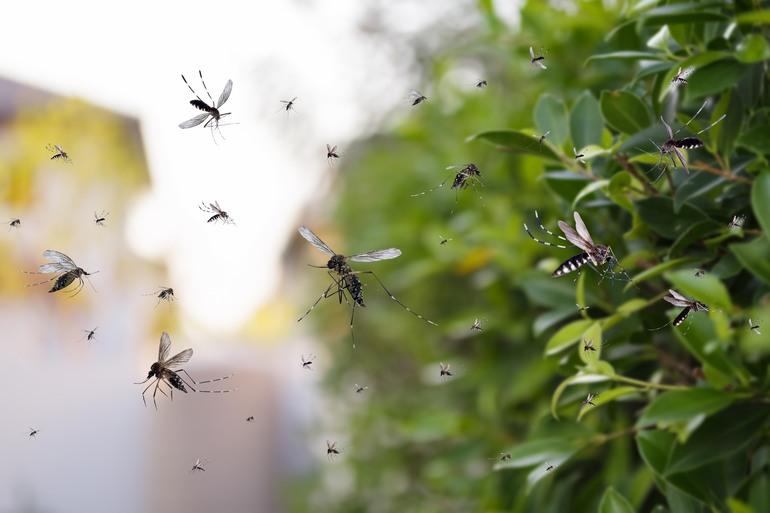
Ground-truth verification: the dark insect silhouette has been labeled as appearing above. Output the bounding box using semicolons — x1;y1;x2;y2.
545;462;554;472
529;46;547;69
280;97;297;112
8;218;20;229
29;427;40;438
538;130;551;145
496;452;511;462
694;268;706;278
670;66;694;90
326;440;340;461
439;362;452;378
471;318;484;331
301;354;315;370
409;90;427;106
583;339;596;352
573;147;585;164
749;318;761;335
26;250;96;296
146;287;175;306
246;415;255;422
662;289;708;327
354;384;368;393
297;226;436;346
582;392;598;406
179;71;234;142
83;327;98;342
326;144;340;164
94;211;108;227
46;144;71;162
438;235;453;245
199;201;234;225
190;458;207;473
411;163;483;212
476;79;487;88
524;211;614;279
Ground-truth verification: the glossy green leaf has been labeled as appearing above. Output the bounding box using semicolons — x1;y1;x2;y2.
665;269;732;311
736;9;770;25
598;487;635;513
545;319;594;355
624;257;699;291
469;130;561;161
637;430;675;476
570;91;603;150
600;90;651;134
657;51;731;101
637;2;727;26
730;236;770;285
534;93;569;146
736;34;770;63
686;59;748;99
586;51;664;62
751;172;770;235
637;388;735;427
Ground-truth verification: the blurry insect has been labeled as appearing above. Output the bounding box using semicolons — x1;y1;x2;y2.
179;71;234;142
297;226;436;346
545;462;555;472
134;331;232;409
583;339;596;352
529;46;547;69
749;318;761;335
409;90;428;106
538;130;551;145
576;303;590;312
582;392;598;406
280;97;297;112
497;452;511;462
326;144;340;164
439;235;453;245
671;66;694;89
728;215;746;231
326;440;340;461
94;211;109;227
83;327;98;342
8;218;20;230
190;458;207;473
573;147;585;164
246;415;255;422
476;79;488;88
301;354;315;370
28;428;39;438
354;384;368;393
145;287;175;306
26;250;96;296
694;268;706;278
524;211;615;279
662;289;708;327
199;201;234;225
439;362;452;378
411;163;483;213
46;144;71;162
471;318;484;331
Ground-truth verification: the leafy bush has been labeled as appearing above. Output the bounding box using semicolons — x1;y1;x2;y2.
293;2;770;512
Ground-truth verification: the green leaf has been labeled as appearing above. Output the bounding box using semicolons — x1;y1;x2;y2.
727;498;756;513
469;130;561;161
493;437;577;471
624;257;699;291
578;322;602;366
586;51;664;63
570;91;603;150
572;179;609;209
636;430;675;476
551;372;611;419
657;51;731;101
600;90;651;134
730;236;770;285
736;34;770;63
598;487;635;513
736;9;770;25
665;269;732;310
637;2;728;25
534;94;569;146
635;197;716;239
637;388;735;427
578;386;639;421
751;172;770;235
673;172;725;214
686;59;748;99
545;319;594;356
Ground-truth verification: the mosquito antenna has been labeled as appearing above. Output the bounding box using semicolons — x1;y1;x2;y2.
648;320;673;331
181;74;204;103
198;70;215;106
85;274;98;293
695;114;726;135
678;99;711;133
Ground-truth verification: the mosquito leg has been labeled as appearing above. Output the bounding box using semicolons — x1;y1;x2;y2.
349;301;358;348
298;282;337;322
181;74;204;103
140;378;158;407
198;70;215;106
353;270;438;326
176;370;197;392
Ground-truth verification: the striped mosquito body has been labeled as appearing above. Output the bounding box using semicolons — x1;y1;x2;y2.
663;289;708;327
199;201;234;225
26;250;95;296
46;144;71;162
524;211;612;278
529;46;547;69
179;71;234;142
411;163;482;213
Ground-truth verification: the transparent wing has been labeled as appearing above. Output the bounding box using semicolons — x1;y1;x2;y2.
349;248;402;262
165;348;193;369
38;262;70;273
557;221;592;252
42;250;78;270
298;226;335;256
158;331;172;362
536;60;547;70
217;80;233;108
179;113;209;129
529;46;535;59
660;116;674;139
572;212;595;246
663;290;691;307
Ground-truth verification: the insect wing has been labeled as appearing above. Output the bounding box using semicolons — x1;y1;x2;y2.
660;116;674;139
158;331;172;362
557;221;593;252
42;250;78;271
179;113;210;129
663;290;692;307
536;60;547;70
349;248;402;262
164;348;193;369
298;226;335;256
529;46;535;59
572;212;595;246
217;79;233;108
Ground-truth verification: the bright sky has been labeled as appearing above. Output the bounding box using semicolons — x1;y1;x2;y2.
0;0;455;334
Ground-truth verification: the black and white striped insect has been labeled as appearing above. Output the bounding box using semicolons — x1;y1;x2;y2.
439;362;452;378
524;211;613;278
662;289;708;327
694;268;706;278
749;318;761;335
26;250;96;296
529;46;547;69
326;144;340;165
94;211;108;227
199;201;234;225
145;287;175;306
280;97;297;112
439;235;453;245
8;218;20;229
301;354;315;370
326;440;341;461
729;215;746;231
28;427;40;438
190;458;207;473
476;79;488;88
582;392;598;406
179;71;234;141
576;303;590;312
46;144;71;162
409;90;428;106
411;163;483;212
297;226;436;346
545;462;555;472
134;332;232;409
670;66;694;90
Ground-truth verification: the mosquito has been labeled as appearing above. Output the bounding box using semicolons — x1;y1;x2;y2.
573;147;585;164
179;71;234;142
545;462;555;472
582;392;598;406
670;66;694;89
326;440;341;461
326;144;340;164
94;211;108;227
495;452;511;462
694;268;706;278
409;90;427;106
524;211;616;279
728;215;746;231
529;46;547;69
46;144;71;162
280;97;297;112
145;287;175;306
354;384;368;393
476;79;488;88
246;415;255;422
29;427;39;438
301;354;315;370
26;250;96;296
297;226;437;346
583;339;596;352
749;318;761;335
538;130;551;145
134;332;232;409
82;327;98;342
199;201;234;225
190;458;207;473
662;289;708;327
439;235;453;245
576;303;590;312
439;362;452;378
471;318;484;331
411;163;483;212
8;218;20;229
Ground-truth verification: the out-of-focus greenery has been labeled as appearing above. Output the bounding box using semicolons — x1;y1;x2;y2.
292;1;770;512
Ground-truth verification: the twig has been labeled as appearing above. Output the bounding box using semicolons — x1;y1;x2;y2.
689;161;752;184
615;154;658;195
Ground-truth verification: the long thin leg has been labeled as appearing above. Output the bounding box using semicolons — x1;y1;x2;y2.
141;378;159;407
353;270;438;326
350;301;358;348
523;214;569;249
181;74;205;104
298;281;338;322
410;174;452;198
175;370;197;392
198;70;216;106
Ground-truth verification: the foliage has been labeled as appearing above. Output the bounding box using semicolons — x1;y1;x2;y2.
292;1;770;512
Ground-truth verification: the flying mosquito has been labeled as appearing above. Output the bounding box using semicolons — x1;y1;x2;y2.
8;218;20;229
538;130;551;145
134;332;232;409
439;362;452;378
670;66;694;89
582;392;598;406
280;97;297;112
199;201;234;225
545;462;555;472
297;226;436;345
326;144;340;164
411;163;483;212
662;289;709;327
82;327;98;342
573;147;585;164
471;318;484;331
190;458;207;473
749;318;761;335
409;90;427;106
46;144;71;162
694;268;706;278
583;339;596;352
301;354;315;370
524;211;615;279
529;46;547;69
28;427;39;438
439;235;453;245
576;303;590;312
94;211;108;227
476;79;487;88
354;383;368;393
179;71;234;141
494;452;511;462
729;215;746;231
26;250;96;296
246;415;255;422
326;440;341;461
145;287;175;306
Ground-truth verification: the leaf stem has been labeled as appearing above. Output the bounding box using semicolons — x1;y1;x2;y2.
612;373;689;391
689;160;752;184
